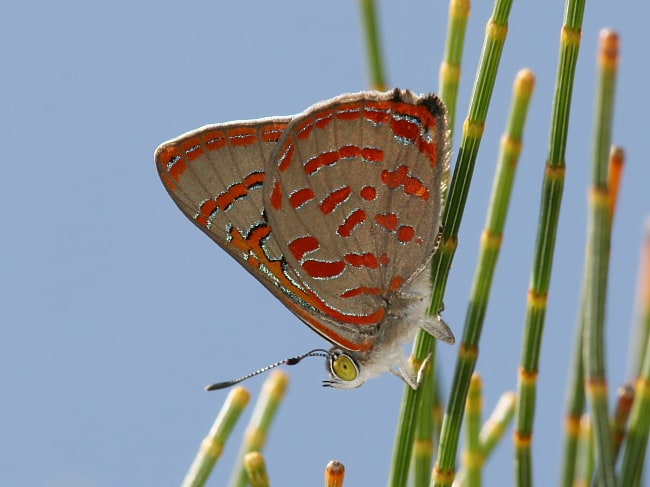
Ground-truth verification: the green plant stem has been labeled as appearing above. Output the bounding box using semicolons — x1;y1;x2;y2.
613;384;635;460
464;374;483;486
560;307;586;487
182;387;251;487
358;0;387;91
608;148;628;464
431;64;531;487
413;357;438;487
411;3;472;480
630;217;650;379
453;392;516;486
620;356;650;486
620;221;650;485
582;29;619;487
229;371;289;487
561;146;625;487
513;1;586;485
439;0;471;131
479;392;516;457
243;452;270;487
406;2;517;487
574;415;595;485
428;2;515;484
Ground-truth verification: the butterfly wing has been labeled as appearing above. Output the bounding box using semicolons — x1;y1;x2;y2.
263;89;449;351
155;118;311;308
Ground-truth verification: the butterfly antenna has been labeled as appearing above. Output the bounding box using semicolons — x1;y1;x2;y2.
205;349;330;391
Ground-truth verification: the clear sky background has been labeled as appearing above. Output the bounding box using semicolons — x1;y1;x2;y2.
3;1;649;486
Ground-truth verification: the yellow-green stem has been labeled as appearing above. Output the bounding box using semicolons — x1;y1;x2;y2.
182;387;251;487
358;0;386;91
464;374;483;486
455;392;516;486
620;221;650;485
514;1;586;484
439;0;471;130
229;371;289;487
613;384;635;460
582;29;619;486
389;1;514;485
244;452;270;487
574;415;595;485
432;65;532;487
413;358;437;487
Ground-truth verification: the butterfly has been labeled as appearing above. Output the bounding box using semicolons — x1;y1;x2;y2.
155;88;454;389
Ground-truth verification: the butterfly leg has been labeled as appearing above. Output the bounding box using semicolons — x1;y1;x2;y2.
390;352;433;389
418;314;455;344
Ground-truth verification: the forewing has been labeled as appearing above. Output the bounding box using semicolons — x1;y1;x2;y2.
155;118;303;304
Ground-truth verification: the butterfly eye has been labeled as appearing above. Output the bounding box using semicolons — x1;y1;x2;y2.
330;353;359;382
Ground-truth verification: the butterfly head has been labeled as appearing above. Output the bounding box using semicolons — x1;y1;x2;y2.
322;348;363;388
322;343;415;389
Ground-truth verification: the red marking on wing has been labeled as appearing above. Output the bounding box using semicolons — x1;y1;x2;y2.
419;140;438;165
296;109;336;140
374;100;438;129
360;186;377;201
196;200;218;227
202;129;228;151
295;116;315;139
320;186;351;215
195;172;265;227
393;103;442;168
305;145;384;176
345;253;381;269
220;183;248;209
397;225;416;243
247;224;271;247
375;212;399;232
381;165;430;200
270;179;283;210
226;126;258;147
335;103;362;121
338;145;360;159
289;187;316;209
361;147;384;163
302;259;346;279
305;150;339;175
390;275;405;291
391;118;419;144
288;236;320;261
305;146;384;175
362;100;443;168
179;137;204;160
277;141;295;171
363;107;390;125
339;145;383;163
315;109;334;128
340;287;383;298
261;123;287;143
337;209;367;237
167;155;187;184
245;171;265;187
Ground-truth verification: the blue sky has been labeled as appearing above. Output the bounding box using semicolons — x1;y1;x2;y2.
2;1;649;486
